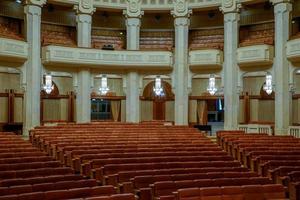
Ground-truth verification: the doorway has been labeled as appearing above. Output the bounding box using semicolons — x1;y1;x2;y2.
153;100;166;120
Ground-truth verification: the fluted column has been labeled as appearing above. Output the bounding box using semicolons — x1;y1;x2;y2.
23;0;46;136
74;1;95;123
172;0;191;125
220;0;241;130
123;0;143;123
272;0;292;134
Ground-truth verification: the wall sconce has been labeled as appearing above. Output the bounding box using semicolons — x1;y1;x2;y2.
99;75;109;95
263;73;273;95
153;76;164;96
43;74;54;94
207;74;218;95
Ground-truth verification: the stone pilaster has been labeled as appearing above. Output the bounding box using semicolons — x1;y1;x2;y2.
124;0;143;122
74;0;95;123
220;0;241;130
23;0;46;136
171;0;192;125
272;0;293;134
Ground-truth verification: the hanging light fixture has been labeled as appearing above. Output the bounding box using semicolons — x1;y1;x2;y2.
43;74;54;94
99;75;109;95
153;76;164;96
207;74;218;95
263;73;273;95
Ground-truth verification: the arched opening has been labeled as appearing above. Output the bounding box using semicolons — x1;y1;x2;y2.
142;80;174;121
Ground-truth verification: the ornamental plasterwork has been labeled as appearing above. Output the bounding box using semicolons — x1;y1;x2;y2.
171;0;192;17
74;0;96;15
220;0;241;13
24;0;47;6
270;0;292;5
123;0;144;18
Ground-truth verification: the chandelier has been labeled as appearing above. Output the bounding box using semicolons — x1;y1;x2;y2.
153;76;164;96
263;73;273;95
43;74;54;94
99;75;109;95
207;74;218;95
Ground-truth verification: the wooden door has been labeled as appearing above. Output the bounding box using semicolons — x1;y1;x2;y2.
153;100;165;120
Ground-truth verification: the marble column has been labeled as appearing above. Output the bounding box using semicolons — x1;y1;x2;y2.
221;6;240;130
23;1;45;136
124;10;143;123
272;0;292;134
173;16;190;125
75;8;93;123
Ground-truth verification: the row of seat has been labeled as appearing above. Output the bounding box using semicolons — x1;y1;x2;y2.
217;130;300;200
0;132;136;200
31;122;286;200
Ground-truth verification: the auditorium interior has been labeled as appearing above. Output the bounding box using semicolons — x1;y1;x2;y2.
1;0;300;199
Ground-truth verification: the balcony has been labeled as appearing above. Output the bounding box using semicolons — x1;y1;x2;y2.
189;49;223;71
0;37;28;63
42;45;173;71
237;44;274;68
287;38;300;62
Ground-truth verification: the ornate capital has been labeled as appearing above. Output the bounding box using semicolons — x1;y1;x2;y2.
126;17;141;27
74;0;96;15
174;17;190;27
171;0;192;18
219;0;241;14
76;14;92;24
123;0;144;18
24;0;46;6
272;0;292;14
224;12;240;23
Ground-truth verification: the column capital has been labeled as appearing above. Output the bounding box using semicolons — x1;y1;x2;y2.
224;12;240;23
174;17;190;27
123;0;144;18
24;0;46;7
24;3;42;16
219;0;241;14
171;0;192;18
74;0;96;15
272;0;292;14
76;13;92;24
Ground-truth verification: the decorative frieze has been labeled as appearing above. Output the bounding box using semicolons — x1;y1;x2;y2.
74;0;96;15
123;0;144;18
189;49;223;69
237;44;274;67
219;0;241;14
42;45;173;69
171;0;192;18
0;38;28;62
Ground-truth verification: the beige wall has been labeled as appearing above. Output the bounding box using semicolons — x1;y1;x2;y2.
43;99;69;121
0;72;21;93
243;76;265;95
0;97;8;123
93;77;124;96
191;78;222;96
244;76;275;123
52;76;73;95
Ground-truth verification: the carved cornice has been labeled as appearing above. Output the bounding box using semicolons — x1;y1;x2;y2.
123;0;144;18
271;0;292;5
24;0;47;7
219;0;241;14
74;0;96;15
171;0;192;18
